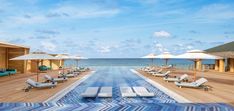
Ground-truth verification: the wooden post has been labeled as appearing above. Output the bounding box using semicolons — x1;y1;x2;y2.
215;60;219;71
5;48;8;69
193;60;197;81
230;58;234;72
59;60;63;69
23;48;28;73
196;60;202;71
219;59;225;72
50;60;52;70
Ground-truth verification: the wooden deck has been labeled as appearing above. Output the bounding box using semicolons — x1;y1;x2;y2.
137;69;234;106
0;70;91;102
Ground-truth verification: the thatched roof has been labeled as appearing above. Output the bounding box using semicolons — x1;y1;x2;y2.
205;41;234;58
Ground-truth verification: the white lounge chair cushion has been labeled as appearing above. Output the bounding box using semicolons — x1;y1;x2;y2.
26;79;57;88
175;78;208;87
195;78;208;86
164;77;179;82
66;73;76;77
98;87;112;97
153;71;170;76
53;77;67;81
179;74;188;81
120;87;137;97
26;79;38;87
45;75;67;82
133;87;154;97
148;69;162;74
81;87;99;97
164;74;188;82
37;82;57;87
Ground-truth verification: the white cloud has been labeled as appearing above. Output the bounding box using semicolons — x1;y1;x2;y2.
49;5;121;19
40;41;57;52
98;46;111;53
7;15;48;25
186;45;193;50
153;30;171;38
155;43;168;52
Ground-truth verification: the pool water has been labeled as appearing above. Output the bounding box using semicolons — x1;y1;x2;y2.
57;66;177;104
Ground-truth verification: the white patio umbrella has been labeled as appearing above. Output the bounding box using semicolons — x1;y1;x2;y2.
70;55;88;67
55;54;70;74
142;53;157;65
176;50;223;80
10;53;57;81
156;52;176;65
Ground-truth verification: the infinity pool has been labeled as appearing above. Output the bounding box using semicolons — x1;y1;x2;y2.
56;67;177;104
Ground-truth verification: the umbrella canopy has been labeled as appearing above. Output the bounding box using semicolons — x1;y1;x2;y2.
156;52;176;65
176;50;223;60
68;55;88;60
142;53;157;65
175;50;223;81
55;54;73;73
55;54;70;60
10;53;57;82
142;53;157;59
156;52;177;59
10;53;57;60
70;55;88;67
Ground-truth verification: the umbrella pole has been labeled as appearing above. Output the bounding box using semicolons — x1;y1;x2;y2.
63;66;65;74
152;59;154;66
77;60;79;67
62;59;65;74
194;60;196;81
37;60;39;82
165;59;168;65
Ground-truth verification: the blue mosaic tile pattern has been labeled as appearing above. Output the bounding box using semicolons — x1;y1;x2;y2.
0;103;233;111
57;66;177;104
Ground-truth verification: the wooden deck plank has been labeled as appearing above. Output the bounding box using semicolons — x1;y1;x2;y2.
0;70;91;102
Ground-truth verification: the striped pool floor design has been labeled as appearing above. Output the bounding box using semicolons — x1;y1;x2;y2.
0;102;233;111
56;67;176;104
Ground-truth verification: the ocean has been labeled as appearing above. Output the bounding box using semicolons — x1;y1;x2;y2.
64;58;215;69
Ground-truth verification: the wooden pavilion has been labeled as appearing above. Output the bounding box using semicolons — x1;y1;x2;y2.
206;41;234;72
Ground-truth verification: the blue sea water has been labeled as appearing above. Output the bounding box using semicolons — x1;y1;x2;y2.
65;58;215;69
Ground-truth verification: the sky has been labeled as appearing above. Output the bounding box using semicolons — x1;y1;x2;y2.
0;0;234;58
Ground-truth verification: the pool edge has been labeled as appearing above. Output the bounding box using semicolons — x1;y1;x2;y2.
45;71;96;103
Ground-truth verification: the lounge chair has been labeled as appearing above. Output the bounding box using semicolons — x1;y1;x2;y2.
6;69;17;75
148;69;163;74
59;72;77;78
162;65;173;69
152;71;170;77
25;79;57;91
132;87;154;97
80;87;99;98
141;67;152;71
0;71;9;77
175;78;208;88
44;74;67;82
120;87;137;97
98;87;112;97
164;74;188;82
